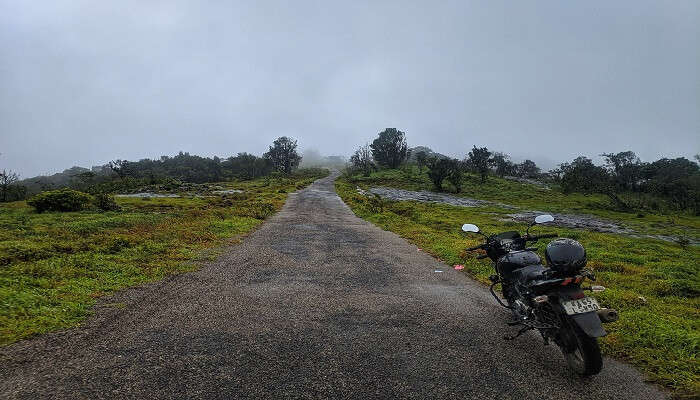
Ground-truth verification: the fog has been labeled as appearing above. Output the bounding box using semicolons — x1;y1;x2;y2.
1;1;698;177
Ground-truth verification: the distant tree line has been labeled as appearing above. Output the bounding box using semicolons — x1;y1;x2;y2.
349;128;699;214
349;129;543;187
2;136;303;202
551;152;700;213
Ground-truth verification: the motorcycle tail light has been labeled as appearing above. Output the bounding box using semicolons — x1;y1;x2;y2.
533;295;549;304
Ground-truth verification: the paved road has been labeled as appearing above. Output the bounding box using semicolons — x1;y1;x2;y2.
0;172;666;399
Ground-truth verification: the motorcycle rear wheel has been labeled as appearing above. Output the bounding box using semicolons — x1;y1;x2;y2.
560;325;603;375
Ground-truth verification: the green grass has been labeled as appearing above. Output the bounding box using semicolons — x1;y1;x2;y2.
337;169;699;397
350;166;700;240
0;170;327;346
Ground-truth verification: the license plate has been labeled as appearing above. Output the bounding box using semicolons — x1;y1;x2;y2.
562;297;600;315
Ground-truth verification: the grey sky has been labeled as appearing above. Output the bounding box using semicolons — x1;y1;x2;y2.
1;1;698;178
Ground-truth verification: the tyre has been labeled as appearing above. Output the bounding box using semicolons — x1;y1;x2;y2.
560;325;603;375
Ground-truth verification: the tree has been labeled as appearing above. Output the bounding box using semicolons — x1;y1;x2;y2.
264;136;302;174
350;144;375;177
466;146;492;183
0;169;24;202
415;151;428;173
517;159;541;179
601;151;642;191
428;158;461;192
224;153;272;180
641;157;699;212
558;156;631;210
370;128;409;168
559;157;610;194
108;160;131;178
491;152;516;177
446;161;464;192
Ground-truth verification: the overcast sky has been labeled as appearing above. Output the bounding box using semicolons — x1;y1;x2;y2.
1;1;698;177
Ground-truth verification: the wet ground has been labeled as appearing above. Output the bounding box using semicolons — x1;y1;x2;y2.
115;192;181;198
504;211;633;234
0;172;666;399
366;187;512;208
367;186;696;244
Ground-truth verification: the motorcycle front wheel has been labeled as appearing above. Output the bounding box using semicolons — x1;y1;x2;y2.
559;325;603;375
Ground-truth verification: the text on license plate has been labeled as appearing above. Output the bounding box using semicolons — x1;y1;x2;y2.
562;297;600;315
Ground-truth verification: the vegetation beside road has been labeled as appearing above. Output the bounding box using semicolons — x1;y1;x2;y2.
0;169;327;346
337;168;699;397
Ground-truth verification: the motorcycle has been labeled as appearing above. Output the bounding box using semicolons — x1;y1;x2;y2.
462;215;618;375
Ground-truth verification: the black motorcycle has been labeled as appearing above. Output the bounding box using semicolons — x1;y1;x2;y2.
462;215;618;375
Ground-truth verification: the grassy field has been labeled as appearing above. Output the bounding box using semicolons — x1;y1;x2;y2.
337;168;699;397
0;170;327;346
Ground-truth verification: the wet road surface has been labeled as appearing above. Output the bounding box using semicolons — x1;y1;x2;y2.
0;172;666;399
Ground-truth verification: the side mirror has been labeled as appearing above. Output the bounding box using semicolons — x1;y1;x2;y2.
462;223;480;233
534;214;554;224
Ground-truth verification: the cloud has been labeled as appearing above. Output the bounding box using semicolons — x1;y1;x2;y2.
1;0;698;177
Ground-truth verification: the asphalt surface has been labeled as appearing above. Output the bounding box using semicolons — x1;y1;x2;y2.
0;172;666;399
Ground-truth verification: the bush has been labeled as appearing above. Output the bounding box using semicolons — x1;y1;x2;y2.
94;193;121;211
427;158;462;192
102;237;132;254
27;189;93;213
0;242;53;265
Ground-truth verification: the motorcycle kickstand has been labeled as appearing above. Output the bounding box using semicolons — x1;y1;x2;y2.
503;325;533;341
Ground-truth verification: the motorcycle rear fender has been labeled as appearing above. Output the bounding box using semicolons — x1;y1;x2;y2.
570;312;607;338
555;286;607;338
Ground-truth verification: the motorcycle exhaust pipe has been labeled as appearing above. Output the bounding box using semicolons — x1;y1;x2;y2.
597;308;619;323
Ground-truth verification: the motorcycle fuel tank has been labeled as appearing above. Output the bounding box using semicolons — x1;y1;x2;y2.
497;250;542;276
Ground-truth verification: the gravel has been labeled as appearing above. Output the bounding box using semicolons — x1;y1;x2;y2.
0;172;667;399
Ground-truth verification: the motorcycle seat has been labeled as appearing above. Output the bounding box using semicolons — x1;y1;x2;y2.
511;264;548;283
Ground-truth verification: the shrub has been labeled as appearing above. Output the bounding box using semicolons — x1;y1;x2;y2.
0;242;53;265
350;144;376;176
367;193;387;213
94;193;121;211
427;158;461;191
27;189;93;213
103;237;132;254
